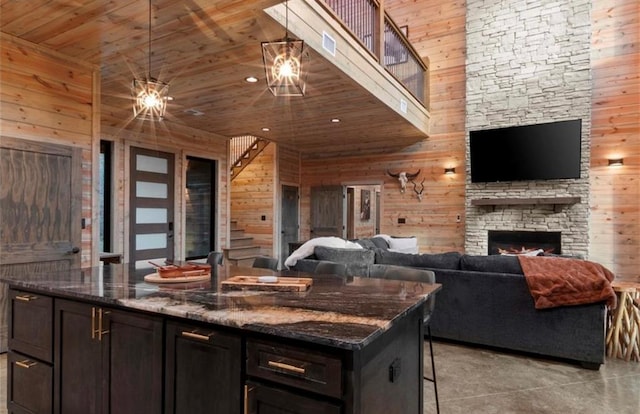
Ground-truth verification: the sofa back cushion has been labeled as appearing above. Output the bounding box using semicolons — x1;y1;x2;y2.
314;246;375;277
375;250;462;270
460;254;523;274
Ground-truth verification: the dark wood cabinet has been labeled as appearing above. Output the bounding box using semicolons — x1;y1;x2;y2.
245;381;341;414
8;290;53;414
165;321;242;414
54;298;163;414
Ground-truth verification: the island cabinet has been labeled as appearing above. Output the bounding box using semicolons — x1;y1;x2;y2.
7;289;53;414
53;298;163;414
165;320;242;413
245;308;424;414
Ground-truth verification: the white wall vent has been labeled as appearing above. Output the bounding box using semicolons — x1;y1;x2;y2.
400;99;408;114
322;32;336;56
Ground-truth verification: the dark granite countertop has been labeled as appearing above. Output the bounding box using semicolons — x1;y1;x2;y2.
1;265;440;350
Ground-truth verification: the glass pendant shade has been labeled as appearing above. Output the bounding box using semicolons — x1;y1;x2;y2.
262;38;308;96
132;78;169;120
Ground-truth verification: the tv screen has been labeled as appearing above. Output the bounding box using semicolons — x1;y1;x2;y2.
470;119;582;183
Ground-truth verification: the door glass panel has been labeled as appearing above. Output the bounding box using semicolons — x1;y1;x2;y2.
136;154;168;173
136;208;167;224
136;233;167;250
185;156;216;260
136;182;167;198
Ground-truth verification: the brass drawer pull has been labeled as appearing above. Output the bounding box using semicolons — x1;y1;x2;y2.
181;331;213;341
15;359;37;369
15;294;37;302
267;360;305;375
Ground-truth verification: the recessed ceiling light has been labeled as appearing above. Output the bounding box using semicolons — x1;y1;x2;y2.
245;76;259;83
261;127;270;132
331;118;340;123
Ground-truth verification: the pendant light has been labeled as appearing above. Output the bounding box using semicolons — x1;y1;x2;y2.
132;0;169;120
261;0;308;96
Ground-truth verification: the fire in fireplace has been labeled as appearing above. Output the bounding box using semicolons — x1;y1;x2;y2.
488;230;561;255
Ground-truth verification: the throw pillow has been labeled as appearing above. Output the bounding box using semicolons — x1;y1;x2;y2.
370;237;390;250
460;254;523;275
314;246;375;277
388;236;419;254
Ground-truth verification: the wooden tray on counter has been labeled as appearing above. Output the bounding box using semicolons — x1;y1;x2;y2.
221;276;313;292
144;272;210;284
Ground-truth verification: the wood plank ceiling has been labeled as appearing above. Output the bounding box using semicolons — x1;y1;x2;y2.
1;0;429;158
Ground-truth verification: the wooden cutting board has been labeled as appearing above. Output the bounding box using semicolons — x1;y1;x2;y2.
144;272;210;284
221;276;313;292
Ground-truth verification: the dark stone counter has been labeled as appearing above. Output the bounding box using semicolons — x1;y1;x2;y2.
1;264;440;350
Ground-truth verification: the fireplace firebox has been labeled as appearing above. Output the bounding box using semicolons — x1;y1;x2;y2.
488;230;561;255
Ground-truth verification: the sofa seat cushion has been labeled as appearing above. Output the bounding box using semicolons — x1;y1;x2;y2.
375;250;462;270
314;246;375;277
460;254;523;274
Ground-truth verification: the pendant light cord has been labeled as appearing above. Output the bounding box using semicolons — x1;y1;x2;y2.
284;0;289;38
148;0;152;80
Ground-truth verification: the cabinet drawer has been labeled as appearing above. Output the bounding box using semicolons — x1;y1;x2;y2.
246;381;341;414
8;351;52;414
246;339;342;399
9;289;53;362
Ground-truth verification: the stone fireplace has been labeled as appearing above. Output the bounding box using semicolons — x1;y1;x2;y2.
488;230;561;255
464;0;592;259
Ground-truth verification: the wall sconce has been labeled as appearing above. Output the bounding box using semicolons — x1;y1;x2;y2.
608;158;623;167
444;167;456;175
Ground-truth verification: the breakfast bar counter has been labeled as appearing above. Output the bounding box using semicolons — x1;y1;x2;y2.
2;265;440;414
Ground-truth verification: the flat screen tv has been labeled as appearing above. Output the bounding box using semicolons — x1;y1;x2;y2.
470;119;582;183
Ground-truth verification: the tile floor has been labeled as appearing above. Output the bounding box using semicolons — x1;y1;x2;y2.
1;340;639;413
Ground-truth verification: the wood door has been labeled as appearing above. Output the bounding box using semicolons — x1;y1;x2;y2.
129;147;175;273
310;186;345;238
0;137;82;352
165;321;242;414
280;185;299;266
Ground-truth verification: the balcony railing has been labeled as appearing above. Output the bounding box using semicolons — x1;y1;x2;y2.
320;0;428;106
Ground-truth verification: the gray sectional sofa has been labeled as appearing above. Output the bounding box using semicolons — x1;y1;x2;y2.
288;237;607;369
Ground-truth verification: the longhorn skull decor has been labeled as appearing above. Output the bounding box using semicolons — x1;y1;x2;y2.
387;169;420;194
412;178;426;201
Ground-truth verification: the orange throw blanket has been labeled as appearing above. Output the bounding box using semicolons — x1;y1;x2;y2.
518;256;617;310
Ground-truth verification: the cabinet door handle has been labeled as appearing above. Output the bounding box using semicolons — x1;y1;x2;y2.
181;331;213;342
15;294;37;302
244;385;255;414
91;307;97;339
15;359;37;369
98;309;110;341
267;360;306;374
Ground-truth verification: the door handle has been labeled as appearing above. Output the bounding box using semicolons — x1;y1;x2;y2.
68;246;80;255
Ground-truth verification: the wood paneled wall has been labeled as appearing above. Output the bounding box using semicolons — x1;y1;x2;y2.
0;33;96;266
296;0;639;281
298;1;467;254
230;143;276;256
589;0;640;281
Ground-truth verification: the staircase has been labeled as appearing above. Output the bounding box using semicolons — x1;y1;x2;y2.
230;136;269;181
223;221;261;267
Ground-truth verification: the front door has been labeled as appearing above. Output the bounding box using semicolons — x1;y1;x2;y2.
310;186;345;238
129;147;175;274
0;137;82;351
280;185;299;266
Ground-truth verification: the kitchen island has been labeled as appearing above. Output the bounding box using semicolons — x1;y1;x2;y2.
3;265;440;414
